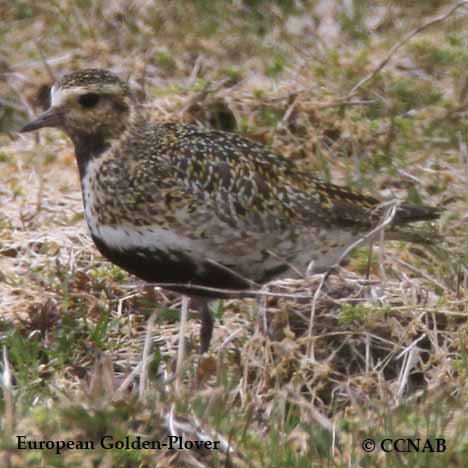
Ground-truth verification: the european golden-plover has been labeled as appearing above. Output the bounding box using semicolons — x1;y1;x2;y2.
20;69;440;352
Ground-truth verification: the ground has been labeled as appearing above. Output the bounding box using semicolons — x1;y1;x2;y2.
0;1;467;467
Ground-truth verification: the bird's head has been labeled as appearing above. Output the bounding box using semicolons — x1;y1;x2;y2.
20;69;134;143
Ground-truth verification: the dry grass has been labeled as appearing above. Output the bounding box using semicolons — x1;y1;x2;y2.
1;1;467;466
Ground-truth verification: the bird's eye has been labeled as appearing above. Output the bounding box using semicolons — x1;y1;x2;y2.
78;93;100;108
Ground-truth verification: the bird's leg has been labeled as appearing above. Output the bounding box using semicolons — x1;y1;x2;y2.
190;297;214;353
199;300;213;354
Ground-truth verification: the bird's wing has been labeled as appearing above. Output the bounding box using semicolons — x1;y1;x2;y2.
152;124;439;235
163;126;381;232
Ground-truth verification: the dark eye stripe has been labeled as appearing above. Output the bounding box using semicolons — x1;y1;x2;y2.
78;93;100;108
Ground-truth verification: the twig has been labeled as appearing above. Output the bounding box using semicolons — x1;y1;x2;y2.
265;249;304;278
288;397;335;433
458;131;468;187
2;346;14;434
20;168;44;225
347;1;468;98
175;295;190;394
316;98;377;109
377;223;387;282
139;312;157;400
100;353;115;398
115;362;142;397
5;80;35;118
145;282;314;299
396;334;426;400
206;257;259;288
137;54;149;100
366;240;374;279
218;328;243;351
34;40;56;82
306;273;326;359
324;200;400;281
179;79;229;115
391;257;448;291
429;100;468;127
187;55;203;88
259;285;269;339
276;93;299;130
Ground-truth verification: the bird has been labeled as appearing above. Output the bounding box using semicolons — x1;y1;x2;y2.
20;68;440;352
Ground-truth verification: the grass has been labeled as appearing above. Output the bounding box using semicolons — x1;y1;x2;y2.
1;0;467;466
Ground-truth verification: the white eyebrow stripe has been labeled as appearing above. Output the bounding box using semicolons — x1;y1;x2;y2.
50;84;123;107
50;86;87;107
50;84;64;107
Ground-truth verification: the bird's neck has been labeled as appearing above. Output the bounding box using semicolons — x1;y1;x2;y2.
72;131;111;180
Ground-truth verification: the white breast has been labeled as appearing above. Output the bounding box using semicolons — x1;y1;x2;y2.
80;159;208;256
81;159;101;238
95;224;205;255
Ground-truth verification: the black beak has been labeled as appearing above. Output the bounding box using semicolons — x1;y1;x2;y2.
20;108;63;133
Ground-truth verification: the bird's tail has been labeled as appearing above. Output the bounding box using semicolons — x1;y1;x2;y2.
393;203;441;225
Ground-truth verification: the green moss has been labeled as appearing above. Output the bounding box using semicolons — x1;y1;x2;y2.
89;309;111;348
408;38;468;76
43;152;57;165
88;265;128;284
265;55;286;78
256;106;282;127
0;152;11;163
253;88;266;99
348;247;377;275
339;0;372;40
406;185;425;205
3;328;43;390
219;65;244;86
155;50;176;73
390;77;443;113
238;115;252;134
339;303;391;324
151;84;184;97
312;49;341;81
